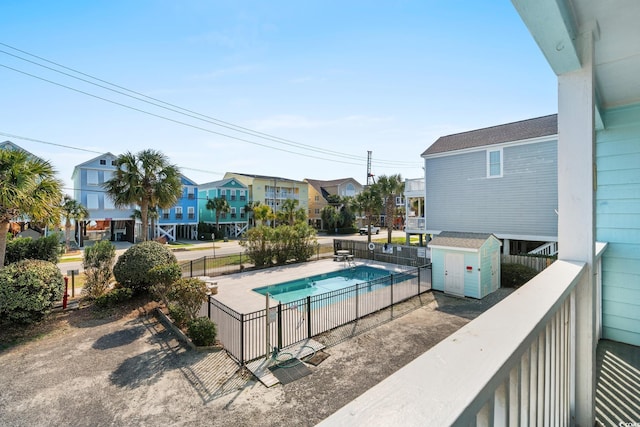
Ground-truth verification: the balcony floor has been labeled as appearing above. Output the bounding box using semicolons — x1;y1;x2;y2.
595;339;640;426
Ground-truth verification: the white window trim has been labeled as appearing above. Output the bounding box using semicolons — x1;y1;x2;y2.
486;148;503;178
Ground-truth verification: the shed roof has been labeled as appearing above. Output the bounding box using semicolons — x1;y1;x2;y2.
428;231;497;250
422;114;557;156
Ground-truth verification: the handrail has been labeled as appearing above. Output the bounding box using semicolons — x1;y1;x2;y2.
319;260;586;426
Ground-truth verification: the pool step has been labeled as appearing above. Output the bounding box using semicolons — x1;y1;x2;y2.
246;338;325;387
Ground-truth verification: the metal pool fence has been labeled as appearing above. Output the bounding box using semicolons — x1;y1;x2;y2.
204;264;432;365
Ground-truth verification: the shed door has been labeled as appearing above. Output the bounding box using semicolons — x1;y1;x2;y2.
491;251;499;291
445;252;465;296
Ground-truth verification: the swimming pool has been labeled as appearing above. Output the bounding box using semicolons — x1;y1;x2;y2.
253;265;394;304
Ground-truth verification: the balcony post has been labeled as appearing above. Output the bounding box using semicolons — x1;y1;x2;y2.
557;29;596;426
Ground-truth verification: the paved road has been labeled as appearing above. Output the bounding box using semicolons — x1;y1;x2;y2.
57;230;408;275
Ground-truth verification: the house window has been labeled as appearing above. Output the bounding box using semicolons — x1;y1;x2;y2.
175;207;183;219
315;208;320;214
345;183;356;196
487;149;503;178
187;187;195;199
87;170;99;185
315;195;320;201
188;207;195;220
111;160;116;166
104;195;115;210
240;208;245;219
99;159;106;165
87;193;99;210
162;209;169;220
231;207;237;218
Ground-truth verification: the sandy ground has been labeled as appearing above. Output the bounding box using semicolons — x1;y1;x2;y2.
0;288;512;427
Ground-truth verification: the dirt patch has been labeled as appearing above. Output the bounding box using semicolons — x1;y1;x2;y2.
0;288;513;426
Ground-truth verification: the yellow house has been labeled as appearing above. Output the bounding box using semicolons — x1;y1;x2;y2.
305;178;363;229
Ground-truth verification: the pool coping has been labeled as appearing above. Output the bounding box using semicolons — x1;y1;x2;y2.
208;258;414;314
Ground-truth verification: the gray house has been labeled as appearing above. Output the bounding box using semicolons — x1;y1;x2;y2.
422;114;558;255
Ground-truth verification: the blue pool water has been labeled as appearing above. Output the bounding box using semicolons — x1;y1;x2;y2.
253;266;393;304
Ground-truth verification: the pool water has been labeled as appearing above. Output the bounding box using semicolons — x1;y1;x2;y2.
253;266;392;304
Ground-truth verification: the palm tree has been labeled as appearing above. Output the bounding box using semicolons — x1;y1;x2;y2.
0;148;63;267
61;195;89;250
103;149;182;242
206;197;231;236
376;174;404;243
253;204;273;226
277;198;300;226
354;186;383;243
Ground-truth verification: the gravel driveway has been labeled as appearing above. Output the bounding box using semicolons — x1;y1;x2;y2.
0;289;512;427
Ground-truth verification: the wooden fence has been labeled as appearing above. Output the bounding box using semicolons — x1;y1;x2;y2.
501;254;555;272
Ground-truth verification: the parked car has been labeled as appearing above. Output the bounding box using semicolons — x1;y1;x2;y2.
359;226;380;235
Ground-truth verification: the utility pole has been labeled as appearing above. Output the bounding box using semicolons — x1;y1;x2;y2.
367;151;375;186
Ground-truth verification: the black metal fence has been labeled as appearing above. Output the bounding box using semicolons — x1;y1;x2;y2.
180;242;336;278
204;264;432;365
333;239;430;267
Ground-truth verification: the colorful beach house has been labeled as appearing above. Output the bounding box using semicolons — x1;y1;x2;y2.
156;174;199;242
197;177;249;238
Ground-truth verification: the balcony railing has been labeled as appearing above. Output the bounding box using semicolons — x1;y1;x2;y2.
188;213;195;220
405;217;425;230
175;213;183;219
187;193;195;200
404;178;425;193
322;244;607;425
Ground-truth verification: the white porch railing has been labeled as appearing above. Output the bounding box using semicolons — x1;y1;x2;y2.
405;217;425;231
319;258;596;426
529;241;559;256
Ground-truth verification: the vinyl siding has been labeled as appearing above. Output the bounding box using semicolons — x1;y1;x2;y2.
597;103;640;346
425;140;557;238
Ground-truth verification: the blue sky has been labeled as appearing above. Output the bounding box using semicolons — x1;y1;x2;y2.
1;1;556;193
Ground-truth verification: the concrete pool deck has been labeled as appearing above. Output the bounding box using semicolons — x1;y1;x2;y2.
208;258;418;314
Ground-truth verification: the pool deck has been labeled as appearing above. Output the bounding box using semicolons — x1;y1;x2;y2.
209;258;413;314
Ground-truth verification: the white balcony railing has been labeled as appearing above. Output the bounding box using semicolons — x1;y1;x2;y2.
404;178;425;193
405;217;425;231
321;245;607;426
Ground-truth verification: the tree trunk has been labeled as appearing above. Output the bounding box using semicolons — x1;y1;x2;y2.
65;218;71;251
0;221;10;268
140;200;149;242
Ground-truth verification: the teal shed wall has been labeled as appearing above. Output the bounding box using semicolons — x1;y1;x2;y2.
430;236;500;299
597;103;640;346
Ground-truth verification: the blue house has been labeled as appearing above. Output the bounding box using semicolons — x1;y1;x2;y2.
156;175;199;242
324;2;640;424
71;152;136;245
422;114;558;255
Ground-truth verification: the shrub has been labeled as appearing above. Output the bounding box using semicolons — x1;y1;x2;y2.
148;263;182;306
187;317;217;346
167;278;207;321
239;226;274;267
94;287;133;308
239;224;317;266
4;234;61;265
0;259;63;324
113;241;177;293
168;303;188;329
501;263;540;288
83;241;116;298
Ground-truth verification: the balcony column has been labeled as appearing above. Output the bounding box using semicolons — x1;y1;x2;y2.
558;30;596;426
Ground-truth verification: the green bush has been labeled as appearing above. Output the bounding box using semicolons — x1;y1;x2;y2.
168;303;188;329
113;241;177;293
501;263;540;288
83;241;116;298
187;317;217;346
0;259;64;324
95;287;133;308
4;234;61;265
167;278;207;321
148;263;182;306
239;224;317;266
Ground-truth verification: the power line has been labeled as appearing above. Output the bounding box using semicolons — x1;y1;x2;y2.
0;131;225;176
0;42;421;168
